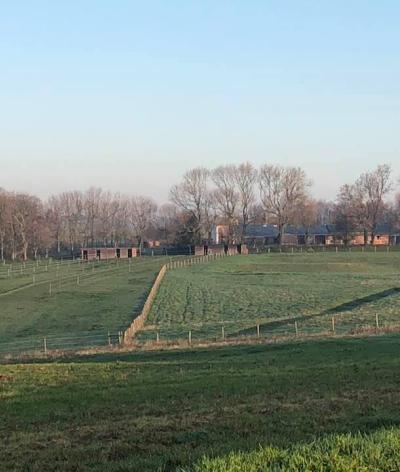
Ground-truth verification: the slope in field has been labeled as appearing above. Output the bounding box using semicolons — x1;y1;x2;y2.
140;253;400;342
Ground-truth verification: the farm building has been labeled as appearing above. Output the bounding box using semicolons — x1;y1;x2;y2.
192;244;247;256
391;234;400;245
215;224;400;247
81;247;140;261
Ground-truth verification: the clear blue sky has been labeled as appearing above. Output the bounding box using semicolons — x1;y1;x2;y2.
1;1;399;202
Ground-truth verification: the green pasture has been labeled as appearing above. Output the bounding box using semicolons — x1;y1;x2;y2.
0;257;173;353
141;252;400;342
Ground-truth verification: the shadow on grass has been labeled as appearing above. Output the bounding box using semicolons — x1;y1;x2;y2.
232;287;400;338
324;287;400;314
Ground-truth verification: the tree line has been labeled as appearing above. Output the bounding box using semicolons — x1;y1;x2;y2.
0;163;399;260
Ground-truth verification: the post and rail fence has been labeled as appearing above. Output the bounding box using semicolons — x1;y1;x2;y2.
0;312;397;360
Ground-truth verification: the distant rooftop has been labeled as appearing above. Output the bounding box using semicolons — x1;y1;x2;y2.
244;224;399;238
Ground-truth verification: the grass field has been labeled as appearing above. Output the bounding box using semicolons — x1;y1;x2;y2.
141;252;400;342
0;257;173;354
1;335;400;471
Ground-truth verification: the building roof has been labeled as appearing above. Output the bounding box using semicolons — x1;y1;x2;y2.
244;224;400;238
245;225;279;238
245;224;333;238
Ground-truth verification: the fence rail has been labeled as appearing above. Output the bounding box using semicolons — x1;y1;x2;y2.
123;312;400;347
123;264;168;343
0;314;398;360
0;330;123;358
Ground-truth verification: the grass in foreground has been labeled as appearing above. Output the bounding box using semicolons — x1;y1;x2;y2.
1;334;400;471
185;428;400;471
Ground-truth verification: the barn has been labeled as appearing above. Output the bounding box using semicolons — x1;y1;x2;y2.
81;247;140;261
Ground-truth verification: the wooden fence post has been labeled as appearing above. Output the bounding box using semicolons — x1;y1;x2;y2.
257;324;260;338
188;330;192;345
108;331;111;346
43;337;47;355
332;316;335;334
295;321;298;336
375;313;380;330
221;326;225;340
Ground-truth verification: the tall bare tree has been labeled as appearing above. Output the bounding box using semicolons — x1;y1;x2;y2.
212;165;239;243
170;167;210;244
356;164;392;244
157;203;180;245
13;194;43;260
234;162;257;242
47;195;64;254
333;184;360;245
129;196;157;251
259;165;311;245
336;165;393;245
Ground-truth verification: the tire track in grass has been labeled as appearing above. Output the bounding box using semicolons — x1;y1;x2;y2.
182;282;192;323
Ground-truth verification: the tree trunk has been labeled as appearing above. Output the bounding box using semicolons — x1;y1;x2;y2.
23;243;28;261
363;228;368;246
277;223;285;246
370;231;375;246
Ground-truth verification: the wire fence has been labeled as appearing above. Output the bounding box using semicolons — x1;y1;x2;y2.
0;255;191;299
1;312;398;360
134;311;400;345
0;330;123;359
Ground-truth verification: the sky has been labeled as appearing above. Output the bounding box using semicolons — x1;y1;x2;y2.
1;1;399;203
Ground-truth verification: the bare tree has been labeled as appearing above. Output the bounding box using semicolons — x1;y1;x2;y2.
170;167;210;244
259;165;311;245
356;164;392;244
47;195;64;254
314;199;335;225
336;165;393;245
333;184;360;245
234;162;257;242
212;165;239;243
83;187;103;246
157;203;181;245
129;196;157;251
30;209;52;259
59;191;85;253
13;194;43;260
